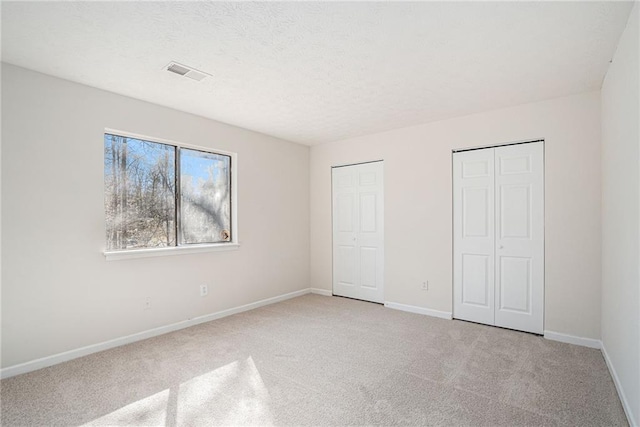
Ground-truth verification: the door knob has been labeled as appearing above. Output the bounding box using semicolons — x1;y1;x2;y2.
499;245;504;249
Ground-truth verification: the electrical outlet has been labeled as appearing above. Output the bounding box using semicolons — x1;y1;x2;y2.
144;297;151;310
200;285;208;297
422;281;429;291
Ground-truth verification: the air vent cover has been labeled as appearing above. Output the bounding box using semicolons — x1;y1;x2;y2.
165;61;211;81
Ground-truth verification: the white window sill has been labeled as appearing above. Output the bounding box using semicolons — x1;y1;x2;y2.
104;243;240;261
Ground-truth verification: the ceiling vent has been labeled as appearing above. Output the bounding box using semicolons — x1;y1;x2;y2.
164;61;211;82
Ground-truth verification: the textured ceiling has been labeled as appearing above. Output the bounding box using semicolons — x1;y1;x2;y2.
1;1;634;145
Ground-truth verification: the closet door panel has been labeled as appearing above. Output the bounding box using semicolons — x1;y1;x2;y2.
453;149;495;325
494;142;544;334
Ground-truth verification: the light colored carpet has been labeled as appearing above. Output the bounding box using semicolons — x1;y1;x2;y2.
0;294;628;426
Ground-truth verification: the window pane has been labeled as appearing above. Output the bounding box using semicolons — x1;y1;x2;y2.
104;134;176;250
180;148;231;244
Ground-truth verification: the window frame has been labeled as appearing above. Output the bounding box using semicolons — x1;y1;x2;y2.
103;128;239;261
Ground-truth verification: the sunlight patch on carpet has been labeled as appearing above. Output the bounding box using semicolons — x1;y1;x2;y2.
82;389;169;426
177;356;273;425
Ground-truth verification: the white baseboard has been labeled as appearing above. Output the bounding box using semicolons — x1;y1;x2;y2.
309;288;332;297
0;288;314;380
601;343;638;427
384;301;453;320
543;330;602;349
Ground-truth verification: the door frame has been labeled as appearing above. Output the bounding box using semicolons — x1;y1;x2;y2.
331;159;385;303
451;139;545;333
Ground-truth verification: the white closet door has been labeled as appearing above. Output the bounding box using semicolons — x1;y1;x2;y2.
332;162;384;303
453;142;544;334
453;149;496;325
494;142;544;334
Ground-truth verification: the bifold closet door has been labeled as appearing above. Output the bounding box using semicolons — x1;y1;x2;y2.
332;162;384;304
453;142;544;334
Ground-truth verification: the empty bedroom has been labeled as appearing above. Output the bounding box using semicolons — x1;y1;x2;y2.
1;1;639;426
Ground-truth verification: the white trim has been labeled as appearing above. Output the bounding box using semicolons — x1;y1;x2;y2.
309;288;332;296
0;288;312;379
602;343;638;427
104;243;240;261
384;301;453;320
543;330;601;349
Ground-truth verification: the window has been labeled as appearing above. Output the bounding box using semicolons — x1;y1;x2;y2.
104;132;233;254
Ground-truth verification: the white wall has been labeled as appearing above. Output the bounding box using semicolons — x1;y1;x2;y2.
311;91;602;340
1;64;310;368
601;2;639;425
